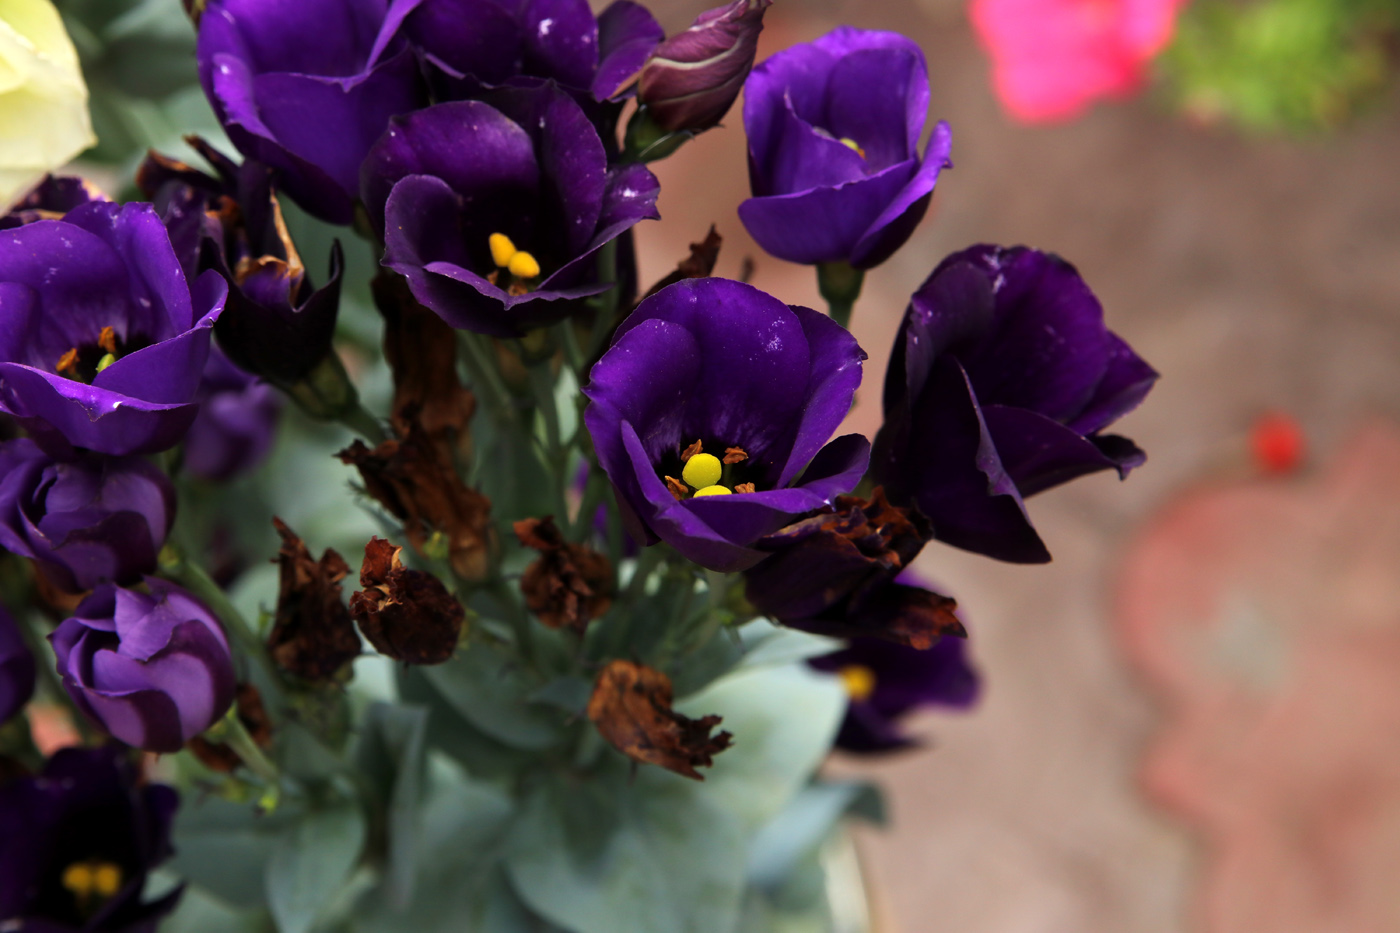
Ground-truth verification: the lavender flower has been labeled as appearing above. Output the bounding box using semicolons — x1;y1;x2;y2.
874;245;1157;563
583;277;869;572
0;604;35;725
0;746;181;933
50;581;236;753
196;0;426;223
0;202;227;457
363;86;659;337
0;439;176;593
739;27;953;270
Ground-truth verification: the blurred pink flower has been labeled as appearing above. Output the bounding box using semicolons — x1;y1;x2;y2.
970;0;1187;122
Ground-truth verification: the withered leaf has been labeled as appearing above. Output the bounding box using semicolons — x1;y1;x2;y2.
514;517;613;634
266;517;360;681
642;226;723;300
338;414;495;582
587;660;732;780
188;683;273;773
349;537;464;664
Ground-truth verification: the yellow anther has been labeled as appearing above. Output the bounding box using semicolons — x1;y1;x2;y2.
62;862;95;898
507;250;540;279
839;137;866;159
489;232;518;268
682;452;722;490
95;353;117;373
92;863;122;898
838;664;876;702
692;485;732;497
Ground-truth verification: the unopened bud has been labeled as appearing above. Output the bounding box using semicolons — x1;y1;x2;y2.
637;0;772;134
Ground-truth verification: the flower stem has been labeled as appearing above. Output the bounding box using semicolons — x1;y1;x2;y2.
222;708;280;786
339;400;387;444
458;331;516;424
817;261;865;330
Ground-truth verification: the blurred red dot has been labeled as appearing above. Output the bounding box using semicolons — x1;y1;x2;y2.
1250;412;1306;475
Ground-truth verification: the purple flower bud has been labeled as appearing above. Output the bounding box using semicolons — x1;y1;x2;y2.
583;277;871;572
183;348;282;482
50;581;236;753
0;439;176;593
739;27;953;269
0;604;36;725
637;0;771;133
873;245;1157;563
0;746;181;932
0;202;228;458
0;175;107;230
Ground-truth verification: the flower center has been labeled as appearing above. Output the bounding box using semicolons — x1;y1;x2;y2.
487;233;541;296
838;664;876;702
662;440;756;500
61;859;123;909
55;326;145;383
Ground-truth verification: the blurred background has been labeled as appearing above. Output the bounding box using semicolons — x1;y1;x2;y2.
53;0;1400;928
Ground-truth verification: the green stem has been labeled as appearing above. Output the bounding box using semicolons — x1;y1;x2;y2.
583;240;620;365
557;320;585;377
339;400;387;443
458;331;516;424
623;545;666;606
222;711;280;785
528;362;563;464
817;261;865;330
490;579;536;670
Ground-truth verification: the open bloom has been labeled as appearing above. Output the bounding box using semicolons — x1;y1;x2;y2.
583;277;870;572
636;0;771;133
364;86;659;337
196;0;425;223
971;0;1186;123
0;746;180;933
0;202;227;457
139;143;345;386
51;580;236;753
809;626;979;753
0;439;176;593
402;0;663;103
0;604;34;725
0;0;95;209
739;27;952;270
874;245;1157;563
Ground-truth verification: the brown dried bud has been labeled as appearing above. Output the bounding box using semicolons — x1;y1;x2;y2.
349;538;465;664
338;414;495;582
266;518;360;681
514;517;613;634
643;227;722;301
187;683;273;773
587;660;732;780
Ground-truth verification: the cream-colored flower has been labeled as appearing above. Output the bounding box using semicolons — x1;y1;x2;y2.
0;0;95;208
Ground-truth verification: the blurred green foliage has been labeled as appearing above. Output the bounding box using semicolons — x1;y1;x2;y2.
1161;0;1400;132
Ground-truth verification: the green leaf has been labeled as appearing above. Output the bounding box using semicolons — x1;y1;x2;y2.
420;640;566;750
398;667;538;779
157;879;274;933
746;782;882;890
171;797;300;907
503;762;748;933
266;802;366;933
354;703;429;907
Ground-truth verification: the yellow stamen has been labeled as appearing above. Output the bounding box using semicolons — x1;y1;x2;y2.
838;664;876;702
97;325;118;355
92;863;122;898
692;485;732;497
682;452;722;490
507;251;540;280
62;863;95;899
95;353;117;373
56;347;79;376
489;233;518;268
839;137;866;159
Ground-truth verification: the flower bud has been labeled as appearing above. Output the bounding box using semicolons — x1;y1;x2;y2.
50;580;236;753
636;0;771;133
0;604;35;725
0;439;176;593
183;348;282;482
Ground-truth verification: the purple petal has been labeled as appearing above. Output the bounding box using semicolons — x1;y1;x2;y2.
1068;331;1159;436
981;404;1127;496
773;306;866;486
592;0;663;99
404;0;524;86
849;121;952;269
520;0;599;90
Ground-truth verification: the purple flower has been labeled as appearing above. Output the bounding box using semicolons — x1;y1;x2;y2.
583;277;870;572
636;0;770;134
0;746;180;933
403;0;663;104
0;439;176;593
363;86;660;337
0;202;228;458
0;604;35;725
0;175;107;230
739;27;953;270
138;143;345;385
183;348;282;482
809;631;979;753
874;245;1158;563
50;581;236;753
744;489;964;648
196;0;426;223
